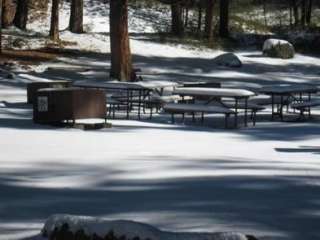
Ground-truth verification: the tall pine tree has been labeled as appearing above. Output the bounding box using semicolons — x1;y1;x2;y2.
69;0;83;33
49;0;59;41
14;0;29;30
109;0;132;81
219;0;229;38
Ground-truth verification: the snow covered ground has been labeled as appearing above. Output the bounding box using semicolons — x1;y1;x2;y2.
1;1;320;240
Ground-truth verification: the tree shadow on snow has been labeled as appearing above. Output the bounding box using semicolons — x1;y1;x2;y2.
0;158;320;240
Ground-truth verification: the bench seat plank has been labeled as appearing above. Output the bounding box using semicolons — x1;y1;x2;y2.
164;103;234;114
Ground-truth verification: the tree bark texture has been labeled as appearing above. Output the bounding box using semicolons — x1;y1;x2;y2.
204;0;215;40
171;2;184;36
69;0;84;33
49;0;60;41
109;0;133;81
14;0;29;30
219;0;229;38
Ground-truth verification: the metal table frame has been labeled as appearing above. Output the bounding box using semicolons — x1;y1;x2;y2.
259;84;318;121
75;81;180;120
174;87;256;128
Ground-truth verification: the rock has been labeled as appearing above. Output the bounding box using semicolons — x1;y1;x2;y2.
7;72;16;79
213;53;242;68
263;39;295;59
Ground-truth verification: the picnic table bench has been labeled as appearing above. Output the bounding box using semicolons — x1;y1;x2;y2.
290;99;320;118
172;87;256;128
75;80;180;119
259;84;319;121
164;103;235;128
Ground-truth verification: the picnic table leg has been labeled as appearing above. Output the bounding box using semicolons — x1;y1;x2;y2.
138;90;142;120
271;94;275;121
280;95;284;121
234;98;238;128
252;111;257;126
149;105;153;119
225;113;229;129
244;97;248;127
126;90;130;119
308;92;311;118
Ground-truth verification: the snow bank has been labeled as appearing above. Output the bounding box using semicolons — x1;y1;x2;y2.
42;215;253;240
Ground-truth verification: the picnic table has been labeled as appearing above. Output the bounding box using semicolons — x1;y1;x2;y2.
259;84;318;120
75;80;180;119
173;87;256;127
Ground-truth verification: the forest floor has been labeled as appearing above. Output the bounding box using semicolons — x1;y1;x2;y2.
1;1;320;240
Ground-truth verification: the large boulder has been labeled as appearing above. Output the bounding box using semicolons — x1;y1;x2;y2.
263;39;295;59
213;53;242;68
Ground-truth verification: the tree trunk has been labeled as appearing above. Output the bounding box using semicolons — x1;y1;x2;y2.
306;0;313;26
301;0;306;27
69;0;83;33
171;2;183;36
13;0;28;30
263;0;268;27
184;6;189;27
49;0;59;41
289;3;293;27
2;0;15;28
219;0;229;38
109;0;132;81
197;3;202;35
204;0;215;40
0;0;2;53
292;0;299;26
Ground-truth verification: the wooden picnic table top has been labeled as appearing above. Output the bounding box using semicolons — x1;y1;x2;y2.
174;87;256;98
74;80;180;90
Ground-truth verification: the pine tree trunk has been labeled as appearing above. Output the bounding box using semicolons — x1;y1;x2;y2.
289;4;293;28
306;0;313;26
197;4;202;35
14;0;29;30
184;6;189;27
2;0;16;28
263;0;268;27
292;0;299;26
49;0;59;41
0;0;2;53
204;0;215;40
109;0;132;81
171;2;183;36
219;0;229;38
301;0;306;27
69;0;83;33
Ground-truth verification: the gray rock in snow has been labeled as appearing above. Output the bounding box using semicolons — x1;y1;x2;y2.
213;53;242;68
263;39;295;59
7;72;16;79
